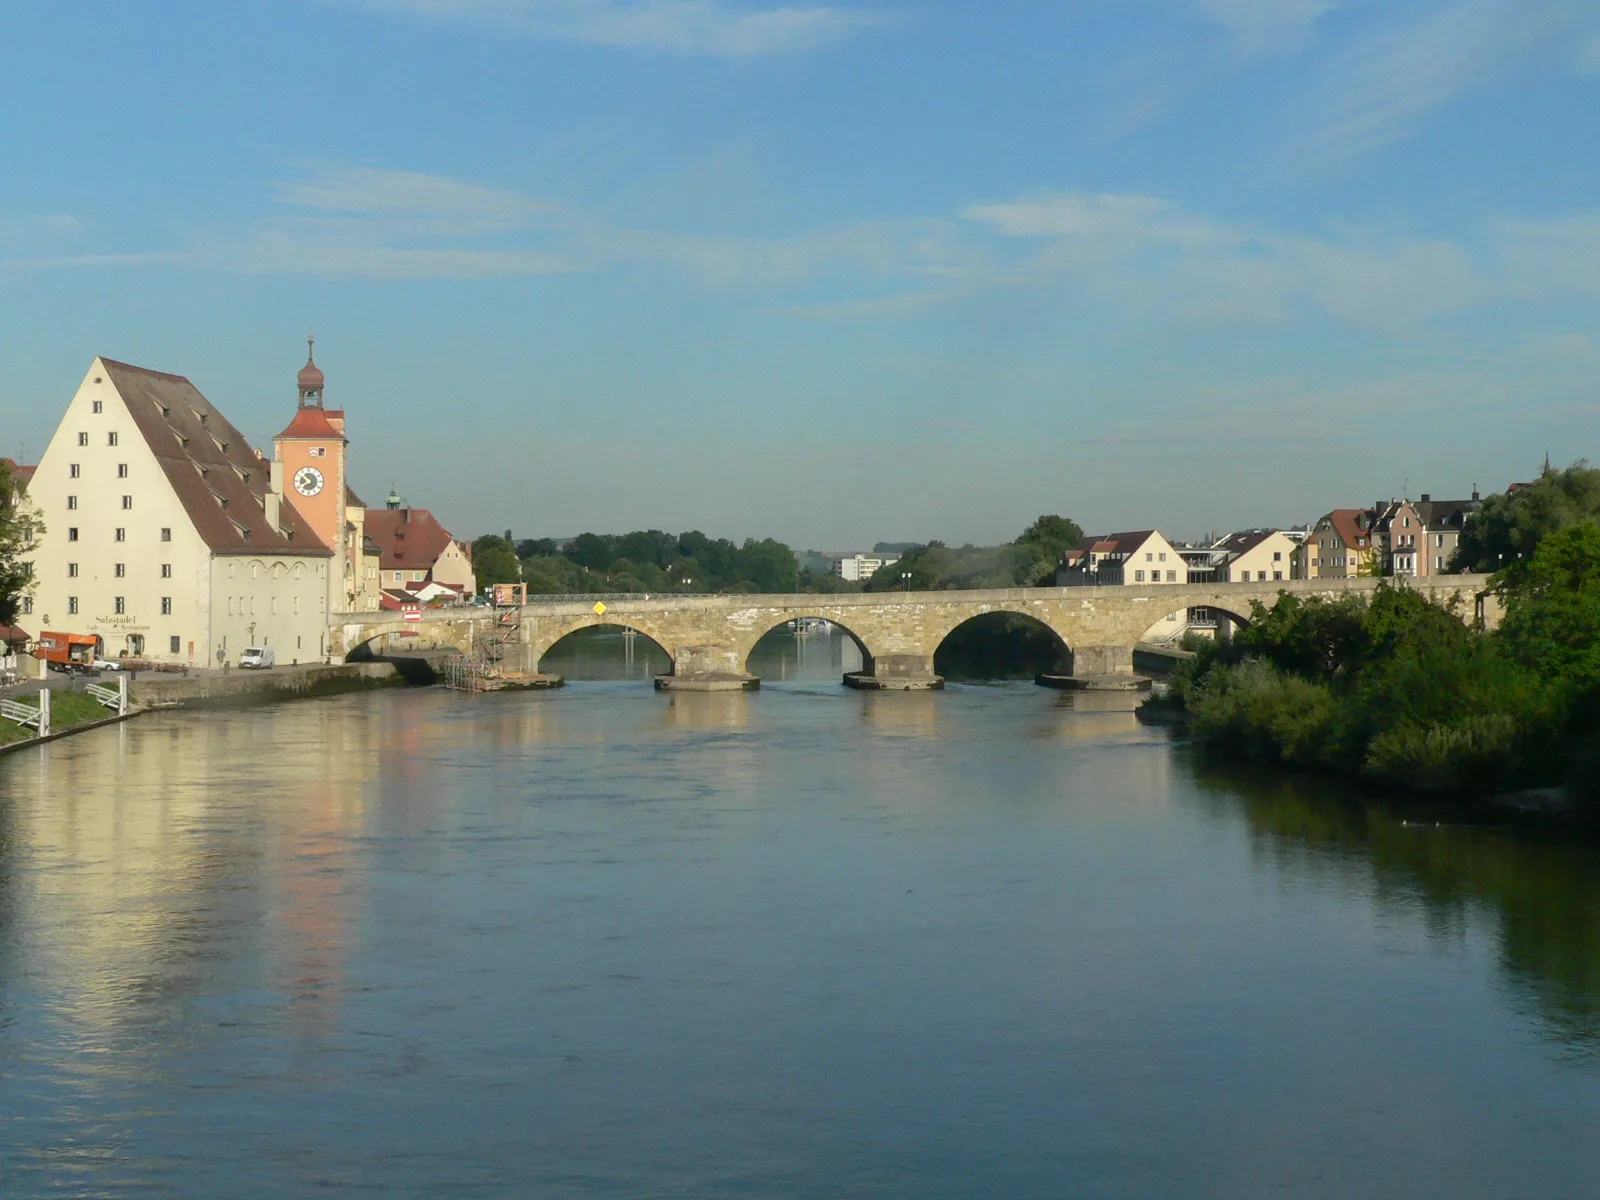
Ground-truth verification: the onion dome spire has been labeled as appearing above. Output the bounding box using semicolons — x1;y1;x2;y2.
297;331;325;407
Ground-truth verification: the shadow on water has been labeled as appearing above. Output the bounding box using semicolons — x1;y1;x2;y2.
1186;752;1600;1053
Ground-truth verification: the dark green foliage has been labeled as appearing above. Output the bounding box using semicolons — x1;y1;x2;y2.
512;529;800;594
1155;564;1599;799
863;515;1084;592
1455;462;1600;573
0;459;40;626
470;535;522;589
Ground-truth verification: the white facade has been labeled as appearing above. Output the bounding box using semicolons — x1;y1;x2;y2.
25;359;332;666
833;553;901;582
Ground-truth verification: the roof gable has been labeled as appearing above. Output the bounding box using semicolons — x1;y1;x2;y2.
363;507;459;571
100;358;331;556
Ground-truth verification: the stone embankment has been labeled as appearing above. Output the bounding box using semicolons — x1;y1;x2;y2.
132;662;402;708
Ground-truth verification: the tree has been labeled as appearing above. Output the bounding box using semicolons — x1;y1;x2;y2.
471;535;522;589
1455;463;1600;574
0;460;40;625
1495;521;1600;692
1014;514;1084;585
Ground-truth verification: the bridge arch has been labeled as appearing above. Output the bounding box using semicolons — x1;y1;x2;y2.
739;616;875;677
537;623;675;679
1139;601;1255;647
930;610;1072;680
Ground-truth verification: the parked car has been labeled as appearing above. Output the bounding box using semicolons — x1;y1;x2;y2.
91;657;124;671
239;646;276;669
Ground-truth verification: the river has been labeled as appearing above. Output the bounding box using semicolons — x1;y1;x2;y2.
2;628;1598;1197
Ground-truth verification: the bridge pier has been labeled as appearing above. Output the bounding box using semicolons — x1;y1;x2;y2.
843;653;944;692
655;643;760;692
1037;643;1150;692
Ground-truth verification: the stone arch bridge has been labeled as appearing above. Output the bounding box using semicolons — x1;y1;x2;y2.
332;575;1495;689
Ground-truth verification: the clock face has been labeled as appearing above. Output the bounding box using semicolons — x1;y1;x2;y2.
293;466;325;497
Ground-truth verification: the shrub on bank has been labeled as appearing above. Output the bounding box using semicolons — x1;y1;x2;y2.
1151;525;1600;801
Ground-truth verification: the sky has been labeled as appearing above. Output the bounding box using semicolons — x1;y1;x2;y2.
1;0;1597;548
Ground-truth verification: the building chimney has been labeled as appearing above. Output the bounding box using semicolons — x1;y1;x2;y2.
1420;493;1431;503
1472;488;1481;502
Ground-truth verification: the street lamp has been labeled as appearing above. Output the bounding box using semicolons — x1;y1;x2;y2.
901;571;912;592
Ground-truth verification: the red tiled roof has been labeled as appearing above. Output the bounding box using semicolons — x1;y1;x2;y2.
1324;509;1371;548
363;507;459;572
102;358;332;556
0;623;29;646
1073;530;1157;557
276;406;346;440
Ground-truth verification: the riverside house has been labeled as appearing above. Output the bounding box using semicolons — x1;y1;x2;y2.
1057;530;1184;586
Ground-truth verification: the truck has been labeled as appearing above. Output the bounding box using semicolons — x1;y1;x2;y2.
239;646;276;670
35;631;101;674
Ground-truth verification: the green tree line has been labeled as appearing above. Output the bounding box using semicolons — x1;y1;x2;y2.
1153;517;1600;804
472;514;1084;597
0;460;40;626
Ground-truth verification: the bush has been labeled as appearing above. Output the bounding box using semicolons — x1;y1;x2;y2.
1363;714;1521;794
1188;659;1344;768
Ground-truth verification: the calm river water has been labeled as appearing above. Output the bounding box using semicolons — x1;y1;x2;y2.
2;629;1599;1197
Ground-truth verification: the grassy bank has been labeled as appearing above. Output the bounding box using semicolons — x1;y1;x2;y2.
1144;523;1600;808
0;689;117;746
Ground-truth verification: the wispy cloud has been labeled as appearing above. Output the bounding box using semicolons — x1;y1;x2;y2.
13;165;1600;334
1184;0;1339;59
348;0;898;55
1298;0;1600;162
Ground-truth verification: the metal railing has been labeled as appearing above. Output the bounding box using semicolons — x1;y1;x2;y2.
1;692;47;735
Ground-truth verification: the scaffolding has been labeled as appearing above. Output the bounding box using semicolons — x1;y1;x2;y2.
443;584;528;692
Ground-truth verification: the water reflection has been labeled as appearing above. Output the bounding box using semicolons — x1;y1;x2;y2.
2;686;1599;1196
1190;757;1600;1053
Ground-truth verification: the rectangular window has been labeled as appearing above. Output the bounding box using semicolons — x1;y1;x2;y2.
1166;570;1176;582
114;563;125;578
1274;571;1283;581
77;432;88;446
67;527;78;542
1135;570;1145;582
228;597;234;616
1159;553;1167;562
117;464;128;478
412;571;425;582
108;432;118;446
66;496;77;510
170;635;181;654
69;463;80;478
160;527;172;542
1273;551;1282;561
161;564;172;578
114;597;125;615
121;495;132;509
161;597;172;615
1145;552;1153;562
67;597;78;615
311;447;326;457
67;562;77;577
92;400;103;414
115;528;126;542
21;597;31;615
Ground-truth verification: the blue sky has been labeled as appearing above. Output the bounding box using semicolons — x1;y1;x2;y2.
2;0;1597;547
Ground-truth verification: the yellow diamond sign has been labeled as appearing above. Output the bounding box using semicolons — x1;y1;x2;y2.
593;601;607;616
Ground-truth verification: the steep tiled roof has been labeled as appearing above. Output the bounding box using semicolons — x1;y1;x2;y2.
1214;529;1279;557
0;623;29;646
276;406;345;440
102;358;332;556
1416;499;1477;531
363;507;459;572
1325;509;1372;548
1071;530;1157;559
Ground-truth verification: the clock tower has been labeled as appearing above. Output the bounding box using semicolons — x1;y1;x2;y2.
272;335;350;616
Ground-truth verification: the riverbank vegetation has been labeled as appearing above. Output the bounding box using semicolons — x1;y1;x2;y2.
1149;521;1600;805
0;458;40;625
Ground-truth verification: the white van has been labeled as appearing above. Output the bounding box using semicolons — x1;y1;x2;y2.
240;646;276;669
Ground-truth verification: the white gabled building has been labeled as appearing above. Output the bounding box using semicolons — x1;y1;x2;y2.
26;357;334;667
